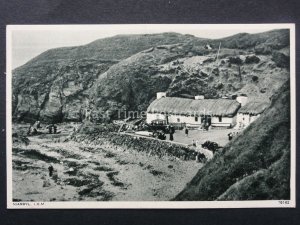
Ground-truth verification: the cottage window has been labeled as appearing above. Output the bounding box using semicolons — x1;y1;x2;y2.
195;116;198;122
177;118;180;122
218;116;222;122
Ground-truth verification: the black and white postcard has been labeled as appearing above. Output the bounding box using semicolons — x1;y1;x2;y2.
6;24;296;208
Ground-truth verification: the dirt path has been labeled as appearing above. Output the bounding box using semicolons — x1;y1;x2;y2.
172;129;238;146
12;125;201;201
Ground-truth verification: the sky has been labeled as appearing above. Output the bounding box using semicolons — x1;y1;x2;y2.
8;24;286;69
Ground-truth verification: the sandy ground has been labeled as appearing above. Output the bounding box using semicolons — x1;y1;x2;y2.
12;123;206;201
172;128;238;147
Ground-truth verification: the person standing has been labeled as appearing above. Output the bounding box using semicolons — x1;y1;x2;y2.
170;125;175;135
48;164;54;177
53;124;57;134
169;132;174;141
47;125;52;134
196;152;200;163
228;132;233;141
185;127;189;137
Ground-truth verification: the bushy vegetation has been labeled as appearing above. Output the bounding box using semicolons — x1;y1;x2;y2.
245;55;260;64
13;148;60;163
175;81;290;200
106;171;125;187
228;56;243;65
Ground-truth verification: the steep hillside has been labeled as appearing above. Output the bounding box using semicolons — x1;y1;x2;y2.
12;29;290;123
175;80;291;200
12;33;198;122
90;45;289;120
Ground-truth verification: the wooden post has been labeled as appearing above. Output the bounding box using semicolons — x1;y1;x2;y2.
216;42;221;65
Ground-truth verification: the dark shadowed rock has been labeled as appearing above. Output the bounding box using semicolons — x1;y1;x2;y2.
272;51;290;68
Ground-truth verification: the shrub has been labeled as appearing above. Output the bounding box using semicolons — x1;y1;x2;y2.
13;148;60;163
228;56;243;65
252;76;259;82
245;55;260;64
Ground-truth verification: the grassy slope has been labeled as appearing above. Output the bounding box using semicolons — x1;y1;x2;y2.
175;80;290;200
16;33;201;68
211;29;289;51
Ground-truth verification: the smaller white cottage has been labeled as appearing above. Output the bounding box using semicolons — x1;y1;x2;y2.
236;101;269;129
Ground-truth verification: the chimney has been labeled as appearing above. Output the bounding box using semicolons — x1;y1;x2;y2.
157;92;167;99
236;95;248;106
195;95;204;100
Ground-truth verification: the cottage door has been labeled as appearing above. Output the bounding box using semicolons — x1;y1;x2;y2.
204;115;212;126
207;116;212;126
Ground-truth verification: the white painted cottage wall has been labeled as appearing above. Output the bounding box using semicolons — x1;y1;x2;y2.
236;113;261;128
167;114;202;125
147;113;236;127
211;116;236;127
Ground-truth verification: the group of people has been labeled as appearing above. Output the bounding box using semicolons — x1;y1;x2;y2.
27;121;41;136
201;123;211;131
46;124;58;134
227;131;239;141
27;121;58;136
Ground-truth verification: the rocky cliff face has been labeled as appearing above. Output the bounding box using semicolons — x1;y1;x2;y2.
12;29;290;123
13;59;114;122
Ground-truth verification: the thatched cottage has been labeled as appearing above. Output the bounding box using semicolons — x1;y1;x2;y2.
146;92;242;128
236;101;269;129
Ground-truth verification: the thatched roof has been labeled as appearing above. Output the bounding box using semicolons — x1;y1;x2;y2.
147;97;241;116
239;102;269;115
